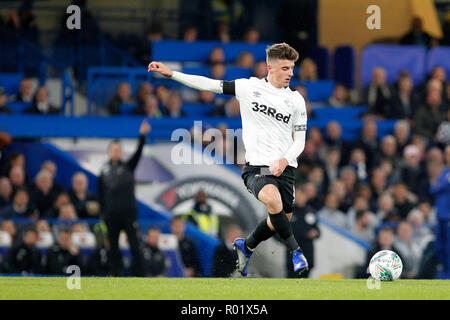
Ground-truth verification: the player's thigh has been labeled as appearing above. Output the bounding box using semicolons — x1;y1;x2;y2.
257;183;283;211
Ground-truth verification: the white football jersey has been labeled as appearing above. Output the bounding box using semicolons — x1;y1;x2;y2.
234;77;307;168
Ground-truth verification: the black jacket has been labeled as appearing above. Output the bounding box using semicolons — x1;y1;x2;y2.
142;244;167;276
211;242;237;277
98;135;146;217
46;244;84;275
3;242;43;274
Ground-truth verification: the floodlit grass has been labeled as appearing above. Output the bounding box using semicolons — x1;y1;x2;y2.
0;277;448;300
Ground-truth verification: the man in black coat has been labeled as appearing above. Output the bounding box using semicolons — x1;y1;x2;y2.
286;188;320;278
211;224;242;277
2;226;43;274
98;120;151;277
46;228;83;275
142;227;167;277
170;216;202;277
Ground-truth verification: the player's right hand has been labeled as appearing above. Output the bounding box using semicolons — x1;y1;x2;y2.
148;61;173;77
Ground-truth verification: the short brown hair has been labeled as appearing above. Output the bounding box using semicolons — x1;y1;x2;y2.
265;42;299;64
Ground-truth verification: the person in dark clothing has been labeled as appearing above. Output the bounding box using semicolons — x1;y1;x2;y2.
400;16;434;49
0;87;13;114
28;169;56;217
355;120;379;171
86;224;111;276
286;188;320;278
170;216;202;277
2;227;43;274
363;67;392;118
0;177;13;208
211;225;242;278
24;86;60;115
98;120;151;277
46;228;83;275
142;227;167;277
107;82;132;115
392;182;416;220
68;171;99;218
389;72;421;119
1;187;37;219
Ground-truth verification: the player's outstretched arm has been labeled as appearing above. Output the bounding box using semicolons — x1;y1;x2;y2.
148;61;226;94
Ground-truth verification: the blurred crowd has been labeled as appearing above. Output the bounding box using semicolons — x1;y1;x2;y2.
0;152;203;277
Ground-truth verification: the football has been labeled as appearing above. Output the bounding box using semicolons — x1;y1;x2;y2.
369;250;403;281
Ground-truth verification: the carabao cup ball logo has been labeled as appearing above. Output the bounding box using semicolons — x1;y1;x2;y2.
369;250;403;281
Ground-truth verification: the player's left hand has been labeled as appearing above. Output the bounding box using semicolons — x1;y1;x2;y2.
269;158;288;177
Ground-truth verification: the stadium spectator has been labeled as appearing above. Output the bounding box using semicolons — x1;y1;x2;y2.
24;86;60;115
235;51;255;68
146;21;163;42
242;26;259;44
107;82;132;115
394;221;422;278
6;1;39;43
392;182;417;220
298;58;318;82
207;46;225;65
389;71;420;119
170;216;202;277
0;88;13;114
162;92;187;118
1;187;37;219
414;89;447;141
46;228;83;275
363;67;392;119
350;210;375;243
68;172;99;218
324;121;350;163
210;62;226;80
369;168;388;208
86;224;110;276
40;160;64;196
252;61;267;79
216;21;231;43
375;135;401;169
287;188;319;278
317;193;347;229
43;191;70;218
328;83;350;108
8;166;27;195
142;227;167;277
355;120;379;170
0;177;12;208
307;166;327;196
98;120;151;277
399;145;428;199
185;189;218;237
15;78;34;103
349;148;368;182
211;224;242;277
407;209;434;247
135;95;161;118
417;201;437;226
436;109;450;146
393;120;411;158
28;169;55;216
155;85;170;107
445;145;450;167
301;181;322;211
429;160;450;277
400;16;435;48
135;82;154;111
183;25;198;42
374;193;396;224
1;151;27;179
0;220;18;247
323;147;341;188
2;226;43;274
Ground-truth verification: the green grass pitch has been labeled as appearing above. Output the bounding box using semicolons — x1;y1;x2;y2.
0;277;448;300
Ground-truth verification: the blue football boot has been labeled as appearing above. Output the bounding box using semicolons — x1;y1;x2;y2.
292;249;309;275
233;238;252;276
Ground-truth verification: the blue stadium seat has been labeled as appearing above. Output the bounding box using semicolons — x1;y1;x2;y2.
181;103;216;117
0;73;23;95
313;106;367;120
290;80;335;102
426;46;450;77
309;46;330;79
361;44;426;86
120;103;138;115
0;45;21;73
6;101;31;114
333;46;355;88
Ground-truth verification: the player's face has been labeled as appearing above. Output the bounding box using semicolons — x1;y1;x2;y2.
268;59;295;87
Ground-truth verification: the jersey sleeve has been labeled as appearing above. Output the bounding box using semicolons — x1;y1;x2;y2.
292;93;308;132
233;78;250;101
